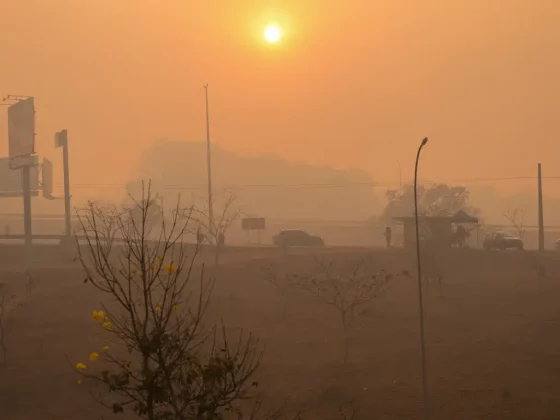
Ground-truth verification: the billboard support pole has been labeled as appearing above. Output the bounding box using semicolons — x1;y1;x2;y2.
4;95;36;273
22;165;32;271
55;129;71;239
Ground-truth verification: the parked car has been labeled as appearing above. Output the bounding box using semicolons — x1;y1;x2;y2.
273;230;324;247
483;231;524;251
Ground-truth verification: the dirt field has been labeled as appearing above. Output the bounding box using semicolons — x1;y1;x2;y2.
1;245;560;419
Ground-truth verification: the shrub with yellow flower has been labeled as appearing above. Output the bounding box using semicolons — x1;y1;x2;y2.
92;310;105;323
73;190;261;419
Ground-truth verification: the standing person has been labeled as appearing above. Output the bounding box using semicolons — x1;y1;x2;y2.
384;226;392;248
196;227;204;244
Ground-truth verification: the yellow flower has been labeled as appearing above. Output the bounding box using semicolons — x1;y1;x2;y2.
77;379;83;385
165;264;175;274
93;310;105;323
102;321;112;330
75;362;86;371
119;333;125;338
172;305;179;311
89;352;99;362
157;256;164;262
155;306;162;313
102;345;109;351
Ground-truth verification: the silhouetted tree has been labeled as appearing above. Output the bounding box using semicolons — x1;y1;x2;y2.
179;189;241;267
380;183;479;222
72;184;277;420
503;208;526;239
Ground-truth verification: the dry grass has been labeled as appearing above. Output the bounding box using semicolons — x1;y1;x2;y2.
1;246;560;419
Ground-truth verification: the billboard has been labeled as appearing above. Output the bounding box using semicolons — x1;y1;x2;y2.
241;217;266;230
0;157;39;194
8;97;35;159
42;158;53;196
55;129;67;148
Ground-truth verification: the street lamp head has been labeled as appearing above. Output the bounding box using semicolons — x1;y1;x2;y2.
421;137;428;146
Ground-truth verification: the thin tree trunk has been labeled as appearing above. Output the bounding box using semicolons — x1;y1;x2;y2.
342;312;349;364
214;243;221;267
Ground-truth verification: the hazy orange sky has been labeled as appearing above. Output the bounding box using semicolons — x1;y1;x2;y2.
1;0;560;199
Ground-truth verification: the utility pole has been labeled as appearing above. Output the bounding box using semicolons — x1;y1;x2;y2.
203;84;215;238
538;163;544;251
22;165;32;270
55;129;72;239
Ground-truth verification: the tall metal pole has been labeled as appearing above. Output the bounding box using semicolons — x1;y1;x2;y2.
62;133;72;238
538;163;544;251
203;84;215;238
22;165;32;271
414;137;429;419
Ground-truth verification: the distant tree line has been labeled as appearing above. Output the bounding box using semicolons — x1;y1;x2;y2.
379;183;480;223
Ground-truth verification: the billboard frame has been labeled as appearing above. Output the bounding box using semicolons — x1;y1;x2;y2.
242;217;266;230
0;157;39;195
7;97;36;167
42;157;54;197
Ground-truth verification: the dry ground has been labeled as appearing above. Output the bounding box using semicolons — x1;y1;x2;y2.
1;245;560;419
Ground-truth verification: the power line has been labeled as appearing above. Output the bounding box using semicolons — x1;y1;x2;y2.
52;175;560;191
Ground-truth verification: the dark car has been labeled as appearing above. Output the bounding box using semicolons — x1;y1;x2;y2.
273;230;324;247
483;231;524;251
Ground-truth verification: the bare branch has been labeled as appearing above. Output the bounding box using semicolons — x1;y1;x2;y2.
73;180;265;420
503;208;525;239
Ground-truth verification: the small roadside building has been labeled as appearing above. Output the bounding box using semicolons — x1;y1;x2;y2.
393;210;479;250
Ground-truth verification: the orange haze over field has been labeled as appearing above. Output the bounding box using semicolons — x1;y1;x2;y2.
1;0;560;201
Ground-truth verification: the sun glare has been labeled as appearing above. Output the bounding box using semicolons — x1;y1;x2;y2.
264;24;282;43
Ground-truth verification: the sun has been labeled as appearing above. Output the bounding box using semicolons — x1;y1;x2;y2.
264;24;282;43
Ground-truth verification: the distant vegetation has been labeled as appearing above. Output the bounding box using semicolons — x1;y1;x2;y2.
380;183;480;222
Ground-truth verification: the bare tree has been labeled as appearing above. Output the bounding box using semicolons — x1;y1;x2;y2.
187;189;242;267
290;256;407;364
76;201;125;250
72;182;267;420
503;208;525;239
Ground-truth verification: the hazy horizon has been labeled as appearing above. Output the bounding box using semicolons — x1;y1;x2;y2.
1;1;560;200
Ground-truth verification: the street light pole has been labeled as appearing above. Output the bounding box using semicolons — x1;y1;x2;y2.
414;136;429;419
397;160;402;188
203;84;215;238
